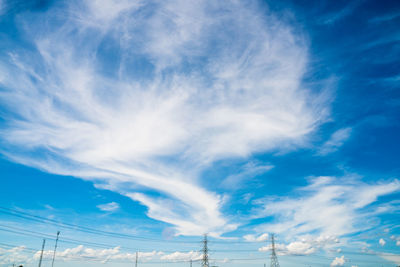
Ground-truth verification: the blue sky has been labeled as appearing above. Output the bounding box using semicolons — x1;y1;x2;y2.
0;0;399;266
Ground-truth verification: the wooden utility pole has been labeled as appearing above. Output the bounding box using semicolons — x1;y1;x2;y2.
38;239;46;267
51;231;60;267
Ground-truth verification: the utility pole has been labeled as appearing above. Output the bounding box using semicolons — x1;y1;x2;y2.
202;234;209;267
51;231;60;267
270;234;280;267
190;259;193;267
38;239;46;267
135;251;138;267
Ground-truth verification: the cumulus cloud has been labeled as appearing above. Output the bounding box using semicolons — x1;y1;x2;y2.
330;255;345;266
318;127;352;155
34;245;159;263
243;233;269;242
253;176;400;238
97;202;120;212
0;0;328;235
0;245;203;265
259;241;314;255
258;234;339;256
379;238;386;246
0;246;30;265
160;251;201;261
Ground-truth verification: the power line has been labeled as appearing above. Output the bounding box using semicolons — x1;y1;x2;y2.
0;207;397;266
0;240;393;266
0;207;269;245
0;242;38;253
0;225;129;250
0;223;397;261
0;207;199;244
0;225;203;253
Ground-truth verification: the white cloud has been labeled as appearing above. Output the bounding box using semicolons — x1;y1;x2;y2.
318;127;352;155
390;235;400;246
0;246;30;265
253;176;400;238
82;0;142;25
321;1;361;25
285;241;315;255
160;251;201;261
34;245;159;263
330;255;345;266
379;238;386;246
0;0;328;235
243;233;269;242
1;246;203;265
379;252;400;265
97;202;120;212
0;0;4;16
220;162;273;190
258;234;339;256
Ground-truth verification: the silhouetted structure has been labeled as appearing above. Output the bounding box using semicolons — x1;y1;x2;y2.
270;234;280;267
202;234;209;267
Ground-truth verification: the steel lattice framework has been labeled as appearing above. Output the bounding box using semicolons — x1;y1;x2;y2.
270;234;280;267
202;234;209;267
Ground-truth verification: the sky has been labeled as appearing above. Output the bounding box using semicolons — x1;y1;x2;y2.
0;0;399;266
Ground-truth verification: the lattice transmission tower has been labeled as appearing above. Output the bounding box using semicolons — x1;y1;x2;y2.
270;234;280;267
202;234;209;267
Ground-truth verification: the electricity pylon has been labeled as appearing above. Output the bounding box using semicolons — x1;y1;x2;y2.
202;234;209;267
270;234;280;267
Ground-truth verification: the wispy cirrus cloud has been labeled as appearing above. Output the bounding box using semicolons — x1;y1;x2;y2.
0;0;329;236
320;0;363;25
317;127;352;155
253;176;400;239
97;202;120;212
220;162;273;190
